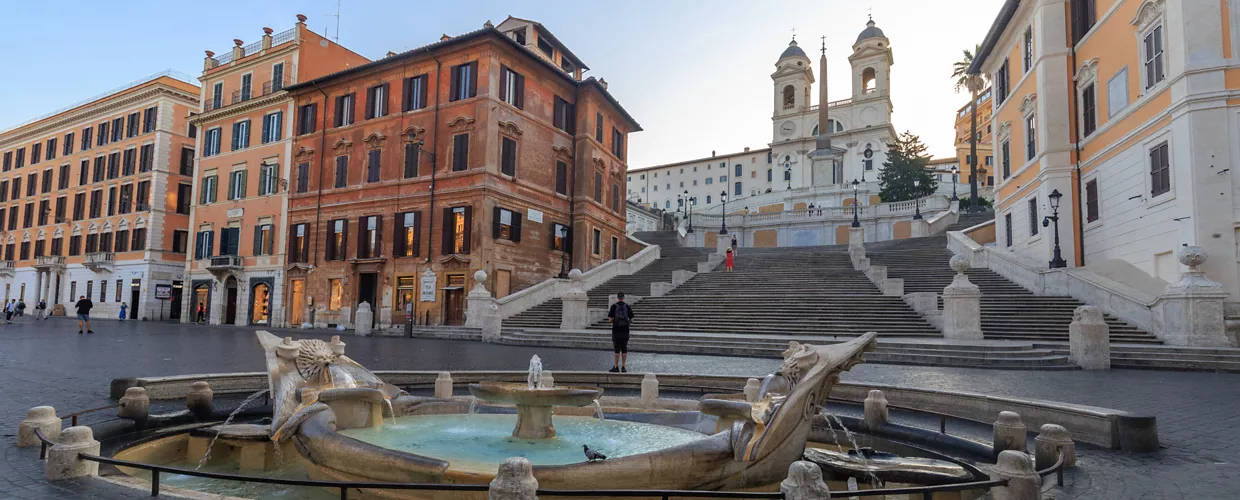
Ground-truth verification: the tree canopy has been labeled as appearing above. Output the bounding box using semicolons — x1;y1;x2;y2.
878;131;937;202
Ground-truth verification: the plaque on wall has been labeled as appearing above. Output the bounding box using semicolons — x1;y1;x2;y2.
419;269;437;302
226;208;244;218
527;209;543;223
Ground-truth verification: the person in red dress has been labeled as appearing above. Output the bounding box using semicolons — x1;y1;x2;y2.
725;247;735;272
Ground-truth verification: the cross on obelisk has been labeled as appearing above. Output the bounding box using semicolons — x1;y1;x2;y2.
821;35;827;55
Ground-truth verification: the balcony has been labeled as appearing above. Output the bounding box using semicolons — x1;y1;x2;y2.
207;255;243;274
84;252;115;272
0;260;13;277
34;255;66;271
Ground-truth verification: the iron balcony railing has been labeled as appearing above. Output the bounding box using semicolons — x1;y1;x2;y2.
205;27;297;68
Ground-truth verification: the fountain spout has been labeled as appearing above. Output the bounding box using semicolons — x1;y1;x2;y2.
528;355;544;390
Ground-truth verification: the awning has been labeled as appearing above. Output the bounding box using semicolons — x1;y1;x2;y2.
440;286;464;291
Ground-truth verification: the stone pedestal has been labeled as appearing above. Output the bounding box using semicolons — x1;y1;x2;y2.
560;269;589;330
117;387;150;424
354;302;374;336
910;219;929;238
649;282;674;297
434;372;454;399
853;257;870;272
863;390;888;429
848;227;865;253
465;271;502;341
187;381;215;420
992;411;1027;459
942;256;983;340
743;378;761;402
45;426;100;480
18;406;60;447
987;451;1039;500
867;265;887;284
717;233;732;255
1155;246;1233;346
641;373;659;406
1069;306;1110;370
514;405;556;439
1035;423;1076;468
780;460;831;500
489;457;538;500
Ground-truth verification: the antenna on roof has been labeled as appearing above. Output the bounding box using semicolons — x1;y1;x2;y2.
325;0;341;43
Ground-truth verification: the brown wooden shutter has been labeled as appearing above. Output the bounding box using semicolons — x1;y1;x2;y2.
441;208;454;254
365;87;375;120
468;62;478;98
393;213;405;256
340;219;349;259
358;216;368;257
374;215;383;258
492;206;502;239
449;66;460;100
553;98;564;129
463;206;473;253
499;66;509;102
301;224;310;261
381;84;390;116
402;77;411;111
412;211;421;257
419;75;428;108
253;226;263;256
515;73;525;109
512;211;522;243
349;93;357;124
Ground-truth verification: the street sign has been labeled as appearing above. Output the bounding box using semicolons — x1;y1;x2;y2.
154;284;172;299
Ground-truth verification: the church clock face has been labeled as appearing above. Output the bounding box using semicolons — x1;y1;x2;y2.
780;121;796;136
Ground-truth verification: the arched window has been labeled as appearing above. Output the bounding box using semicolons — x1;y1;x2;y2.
706;195;712;204
767;169;773;182
782;85;795;109
862;68;877;93
734;182;742;196
829;119;843;133
665;200;670;209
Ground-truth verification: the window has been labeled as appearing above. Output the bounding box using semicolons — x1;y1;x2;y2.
1028;198;1039;236
200;175;218;204
119;184;133;214
89;190;102;218
132;228;146;251
395;211;420;257
22;202;33;228
204;128;221;156
106;186;116;216
334;155;349;188
551;223;568;251
50;237;62;256
553;96;575;133
611;236;619;259
365;83;389;119
136;181;149;211
126;112;140;138
115;230;129;253
239;73;253;101
452;134;469;171
327;219;347;260
194;230;214;259
995;59;1010;104
611;128;624;160
296;162;310;192
180;147;195;176
258;163;278;195
1085;179;1099;222
401;74;429;111
80;128;91;151
262;111;283;143
1143;25;1165;89
211;82;223;109
106;152;119;179
111;117;123;142
1;152;9;171
450;62;478;101
45;138;56;161
592;228;601;255
37;199;49;226
442;206;472;254
555;160;568;195
73;192;85;220
1025;115;1037;160
122;148;135;176
298;103;318;135
734;182;742;196
97;122;108;146
1001;139;1011;178
783;85;795;109
217;226;240;256
176;183;192;214
595;112;604;142
272;63;285;92
26;173;36;196
1004;213;1013;247
1022;27;1033;73
403;143;420;178
231;120;251;150
328;279;343;311
143;106;158;133
500;137;517;177
171;230;188;253
41;168;53;193
1150;141;1170;196
706;177;713;185
55;196;65;222
735;165;742;177
1081;83;1097;137
706;195;712;204
289;223;310;262
253;223;274;256
499;66;525;108
612;184;620;212
334;93;356;127
1072;0;1096;44
30;144;41;165
139;144;153;172
493;207;521;242
594;172;603;201
11;177;19;200
228;170;246;200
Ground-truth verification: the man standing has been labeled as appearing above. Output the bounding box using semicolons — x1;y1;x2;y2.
607;293;634;373
35;299;46;320
75;295;94;334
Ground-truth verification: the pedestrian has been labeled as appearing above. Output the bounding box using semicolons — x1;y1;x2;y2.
119;302;128;320
35;299;46;320
75;295;94;334
725;247;735;272
196;303;206;323
607;292;634;373
15;299;25;322
731;235;738;255
4;299;14;323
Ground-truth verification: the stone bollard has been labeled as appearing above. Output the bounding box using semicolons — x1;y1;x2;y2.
539;371;554;389
863;390;888;429
867;265;887;284
780;460;831;500
330;335;347;355
560;269;589;330
987;450;1040;500
45;426;100;480
110;378;139;400
942;256;983;340
1069;306;1110;369
1156;245;1233;346
992;411;1027;460
355;301;374;336
434;372;454;399
18;406;61;447
117;387;150;424
1035;423;1076;468
743;378;761;402
187;381;215;420
489;456;539;500
641;373;659;406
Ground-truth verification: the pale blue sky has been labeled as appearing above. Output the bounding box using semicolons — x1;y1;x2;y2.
0;0;1004;167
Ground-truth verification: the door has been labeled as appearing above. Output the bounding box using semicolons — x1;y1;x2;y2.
289;279;305;326
193;285;209;322
250;283;271;325
357;272;378;327
443;288;465;326
169;281;182;321
129;288;140;319
224;276;238;325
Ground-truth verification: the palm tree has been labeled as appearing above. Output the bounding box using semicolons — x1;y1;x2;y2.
952;45;988;213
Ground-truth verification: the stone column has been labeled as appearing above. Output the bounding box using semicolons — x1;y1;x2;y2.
354;301;374;336
45;426;100;480
1155;246;1234;346
34;271;43;303
987;450;1040;500
434;372;454;399
560;269;589;330
1035;423;1076;468
780;461;831;500
641;373;659;406
1069;306;1110;369
910;219;929;238
992;411;1027;459
18;406;60;447
489;457;538;500
863;390;888;429
209;278;224;325
942;256;983;340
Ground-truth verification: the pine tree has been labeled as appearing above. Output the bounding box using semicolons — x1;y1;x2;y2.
878;131;937;202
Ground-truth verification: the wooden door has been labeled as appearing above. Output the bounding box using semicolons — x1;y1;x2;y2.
289;279;305;326
444;288;465;326
495;269;511;299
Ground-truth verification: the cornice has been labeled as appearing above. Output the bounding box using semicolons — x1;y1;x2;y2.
1;85;199;148
191;91;290;125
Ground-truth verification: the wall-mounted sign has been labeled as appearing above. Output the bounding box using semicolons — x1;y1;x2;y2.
226;208;245;218
527;209;543;223
154;284;172;300
419;269;437;302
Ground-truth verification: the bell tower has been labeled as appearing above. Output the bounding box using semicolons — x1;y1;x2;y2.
772;38;814;120
849;18;893;101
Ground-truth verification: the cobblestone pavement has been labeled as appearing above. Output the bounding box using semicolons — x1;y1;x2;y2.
2;318;1238;498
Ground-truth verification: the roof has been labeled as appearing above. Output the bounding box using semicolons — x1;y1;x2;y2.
968;0;1022;74
627;147;771;173
1;70;198;137
284;26;639;131
779;40;808;60
501;16;589;71
855;20;886;43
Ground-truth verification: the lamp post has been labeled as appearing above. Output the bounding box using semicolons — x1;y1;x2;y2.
719;191;729;234
851;179;861;228
1043;189;1067;268
950;166;959;201
912;179;923;220
784;161;792;190
687;196;696;233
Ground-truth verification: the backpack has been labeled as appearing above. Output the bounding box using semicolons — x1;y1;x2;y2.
613;302;630;328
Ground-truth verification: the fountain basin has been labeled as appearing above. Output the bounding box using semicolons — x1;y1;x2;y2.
467;382;603;439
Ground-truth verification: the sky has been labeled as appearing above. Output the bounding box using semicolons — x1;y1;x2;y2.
0;0;1004;168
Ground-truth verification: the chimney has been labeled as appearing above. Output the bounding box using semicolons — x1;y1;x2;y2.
484;20;494;29
711;150;716;157
599;78;608;90
386;51;397;58
744;147;750;152
440;34;451;42
261;27;273;50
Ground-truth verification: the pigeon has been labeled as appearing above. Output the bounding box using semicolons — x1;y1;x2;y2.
583;444;607;462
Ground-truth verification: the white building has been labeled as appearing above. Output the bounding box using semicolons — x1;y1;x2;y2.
629;19;898;216
625;201;661;235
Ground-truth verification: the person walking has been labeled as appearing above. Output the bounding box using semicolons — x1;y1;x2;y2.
75;295;94;334
607;293;634;373
731;235;738;256
14;299;26;322
35;299;46;320
725;247;735;272
4;299;14;323
196;303;206;324
119;302;128;320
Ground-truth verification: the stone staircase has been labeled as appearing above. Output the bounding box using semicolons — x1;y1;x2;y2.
503;232;713;329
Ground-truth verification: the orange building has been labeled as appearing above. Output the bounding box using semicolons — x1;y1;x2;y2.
281;17;639;329
953;87;994;194
0;72;199;320
182;15;369;327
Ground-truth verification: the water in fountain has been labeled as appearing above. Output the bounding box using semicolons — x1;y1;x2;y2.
384;399;396;426
195;389;269;471
820;411;846;453
528;355;545;390
591;400;605;421
829;412;862;454
823;408;882;489
468;398;479;416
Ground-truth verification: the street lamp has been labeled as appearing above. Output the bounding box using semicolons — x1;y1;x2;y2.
950;166;959;201
719;191;729;234
851;179;861;228
687;196;697;233
784;161;792;190
1043;189;1067;268
912;179;923;220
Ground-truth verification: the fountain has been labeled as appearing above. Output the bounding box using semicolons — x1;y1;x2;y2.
467;355;604;439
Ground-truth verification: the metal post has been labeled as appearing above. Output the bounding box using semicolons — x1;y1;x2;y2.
151;469;160;496
851;180;861;228
339;486;348;500
720;192;728;235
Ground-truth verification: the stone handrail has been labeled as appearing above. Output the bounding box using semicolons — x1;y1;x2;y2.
693;195;950;227
492;236;660;319
925;206;960;235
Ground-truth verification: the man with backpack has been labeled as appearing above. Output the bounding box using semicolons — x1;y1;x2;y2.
607;293;634;373
14;299;26;322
